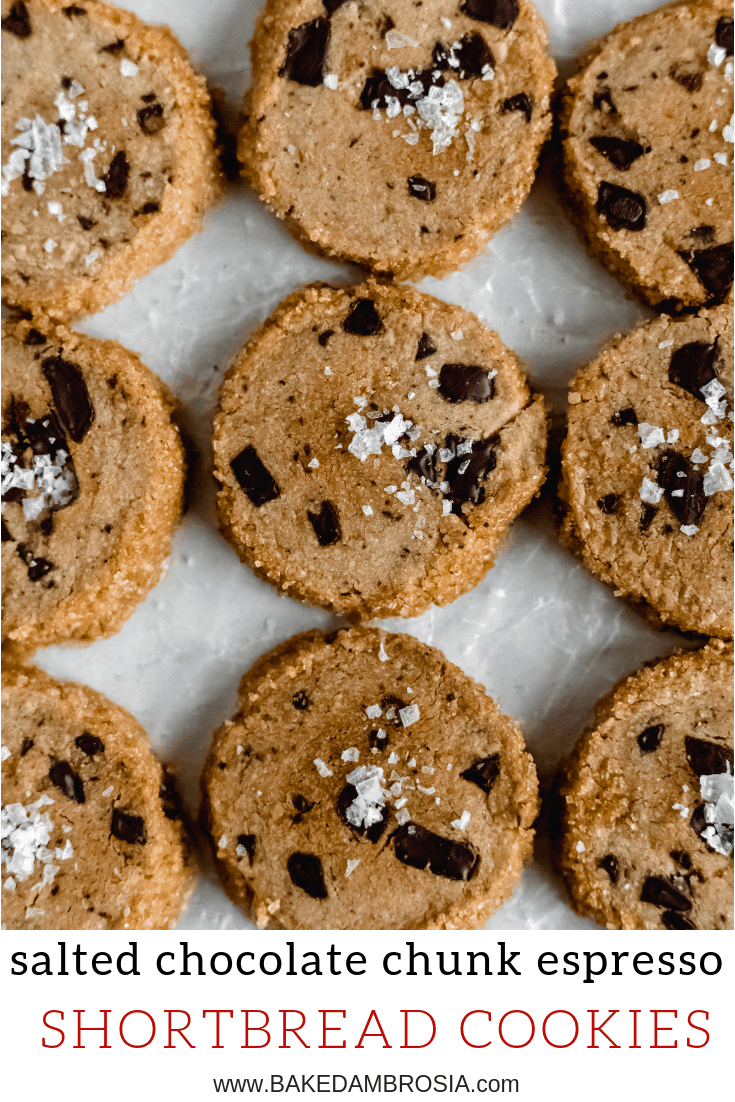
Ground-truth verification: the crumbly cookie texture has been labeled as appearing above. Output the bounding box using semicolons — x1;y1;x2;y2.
239;0;555;280
201;627;539;931
214;280;547;621
557;641;733;931
559;305;733;638
1;662;194;929
1;0;221;319
2;315;185;651
559;0;733;311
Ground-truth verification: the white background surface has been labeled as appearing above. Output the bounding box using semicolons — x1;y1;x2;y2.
36;0;700;931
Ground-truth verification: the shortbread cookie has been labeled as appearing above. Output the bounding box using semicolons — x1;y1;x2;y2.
2;316;185;650
559;1;733;311
201;627;538;930
1;662;194;930
239;0;555;280
557;642;733;931
1;0;220;319
213;280;547;621
559;306;733;638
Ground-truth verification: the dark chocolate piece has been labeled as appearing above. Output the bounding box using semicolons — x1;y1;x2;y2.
102;151;129;199
392;822;480;881
448;438;497;506
77;215;96;230
503;93;532;122
159;769;186;822
279;19;329;86
16;543;53;581
460;0;518;30
670;850;692;870
323;0;349;13
368;727;389;750
63;5;87;17
137;103;165;134
439;363;494;403
101;38;124;54
291;794;315;824
307;500;342;545
1;520;11;542
24;411;69;461
49;761;85;803
589;136;644;170
668;341;718;397
337;784;390;842
408;446;437;484
592;88;617;114
680;243;734;300
685;736;733;777
287;852;328;898
292;690;310;710
237;833;256;864
317;329;334;346
658;450;706;527
638;723;664;754
716;16;734;55
598;854;619;884
408;176;436;202
41;356;94;442
611;407;638;427
433;32;494;78
230;445;280;506
342;298;384;336
381;695;408;728
640;876;691;911
20;737;33;756
640;504;657;531
111;810;147;845
360;67;442;111
460;754;500;793
416;332;437;360
662;911;695;930
596;182;646;232
2;1;31;36
690;804;715;849
23;328;46;346
597;493;620;514
669;64;703;93
75;733;104;756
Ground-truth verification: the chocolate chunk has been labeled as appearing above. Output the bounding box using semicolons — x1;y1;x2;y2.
503;93;532;122
230;445;280;507
292;689;310;710
287;852;328;898
75;733;104;756
611;407;638;427
680;243;734;300
381;695;408;728
392;822;480;881
2;1;31;36
670;850;693;870
589;136;644;170
368;727;390;750
291;794;315;824
408;446;437;484
137;103;165;134
307;500;342;546
597;493;620;514
63;5;87;16
658;450;706;527
598;854;619;884
668;341;718;397
342;298;384;336
408;176;436;202
49;761;85;804
439;363;494;403
237;833;256;864
690;803;714;849
460;0;518;30
77;215;96;230
433;33;494;78
640;876;691;911
1;519;11;542
138;201;159;215
317;329;334;346
416;332;437;360
592;88;617;114
669;65;703;93
159;769;186;822
23;328;46;346
640;504;657;532
638;723;664;754
279;19;329;86
41;356;94;442
323;0;349;12
662;911;695;930
101;38;124;54
596;182;646;232
102;151;129;199
685;736;733;777
337;784;390;842
24;411;69;461
460;754;500;793
111;810;147;845
360;67;441;111
20;737;33;756
716;16;734;55
448;438;497;507
16;543;53;581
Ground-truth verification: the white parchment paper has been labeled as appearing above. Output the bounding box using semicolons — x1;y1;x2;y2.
34;0;698;931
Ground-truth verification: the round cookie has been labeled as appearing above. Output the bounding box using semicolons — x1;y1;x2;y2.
239;0;555;280
214;280;547;621
2;315;185;650
556;641;733;931
1;0;220;319
559;0;734;312
558;305;733;638
201;627;539;930
1;662;194;930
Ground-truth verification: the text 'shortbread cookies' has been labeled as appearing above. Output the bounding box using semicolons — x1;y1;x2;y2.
559;1;734;311
201;627;539;930
1;0;220;319
1;662;194;929
2;316;185;650
213;281;547;621
557;642;733;931
239;0;555;280
559;306;733;638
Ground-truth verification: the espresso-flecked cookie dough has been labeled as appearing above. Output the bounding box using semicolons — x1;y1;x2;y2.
559;306;733;638
214;281;547;621
1;0;220;319
2;315;185;650
559;0;734;312
201;627;538;930
557;641;733;931
1;662;194;930
239;0;555;280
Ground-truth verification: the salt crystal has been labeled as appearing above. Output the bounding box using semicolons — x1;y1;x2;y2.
120;60;139;77
640;477;664;505
576;841;585;853
680;524;699;535
366;704;382;719
323;74;339;90
638;422;665;448
451;811;471;830
399;704;420;727
341;747;360;762
657;189;679;204
708;43;727;67
345;859;360;877
694;159;711;171
313;758;333;777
